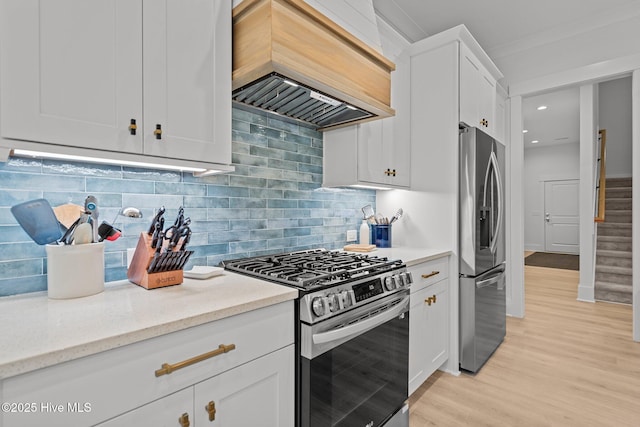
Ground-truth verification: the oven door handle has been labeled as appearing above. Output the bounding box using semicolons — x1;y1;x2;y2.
312;296;410;345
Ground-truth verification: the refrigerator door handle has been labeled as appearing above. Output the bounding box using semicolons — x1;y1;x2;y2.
476;272;503;289
489;151;503;254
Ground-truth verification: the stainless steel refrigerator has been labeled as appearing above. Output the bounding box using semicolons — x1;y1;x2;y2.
459;126;506;373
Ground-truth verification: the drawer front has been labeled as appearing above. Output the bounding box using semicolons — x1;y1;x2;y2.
1;301;294;427
408;257;449;293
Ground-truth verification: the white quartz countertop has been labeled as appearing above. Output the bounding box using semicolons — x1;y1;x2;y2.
344;247;451;266
0;271;297;380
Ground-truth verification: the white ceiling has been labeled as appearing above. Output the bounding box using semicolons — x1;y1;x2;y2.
372;0;639;149
372;0;640;54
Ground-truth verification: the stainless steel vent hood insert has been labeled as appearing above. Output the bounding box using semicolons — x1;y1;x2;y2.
232;0;395;131
233;73;374;128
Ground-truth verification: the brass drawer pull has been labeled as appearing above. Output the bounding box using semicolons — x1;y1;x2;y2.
206;401;216;421
421;271;440;280
128;118;137;135
155;344;236;377
425;295;438;306
179;413;190;427
154;123;163;139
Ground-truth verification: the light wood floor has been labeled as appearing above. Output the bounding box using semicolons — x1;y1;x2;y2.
409;265;640;426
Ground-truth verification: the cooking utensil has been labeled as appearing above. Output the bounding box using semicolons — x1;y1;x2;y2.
111;206;143;225
390;208;403;224
97;221;121;242
10;199;63;245
84;195;99;243
53;203;84;230
361;204;375;220
72;222;93;245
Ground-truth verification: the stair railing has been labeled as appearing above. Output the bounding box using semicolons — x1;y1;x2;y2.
594;129;607;222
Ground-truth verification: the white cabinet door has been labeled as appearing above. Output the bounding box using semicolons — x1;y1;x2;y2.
424;279;450;375
0;0;142;153
143;0;231;165
96;388;193;427
357;119;386;184
408;278;450;396
459;44;496;136
194;345;295;427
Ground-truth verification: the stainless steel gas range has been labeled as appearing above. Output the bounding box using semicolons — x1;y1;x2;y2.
224;249;411;427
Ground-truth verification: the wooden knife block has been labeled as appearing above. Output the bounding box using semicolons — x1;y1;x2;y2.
127;233;183;289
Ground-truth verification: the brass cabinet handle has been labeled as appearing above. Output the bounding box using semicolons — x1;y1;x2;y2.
421;271;440;280
155;344;236;377
154;124;162;139
179;413;190;427
480;118;489;127
205;401;216;422
425;297;432;306
432;294;437;304
384;168;397;177
128;119;137;135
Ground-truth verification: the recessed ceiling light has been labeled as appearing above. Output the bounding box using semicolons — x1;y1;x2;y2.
537;105;547;110
531;140;539;144
522;129;528;133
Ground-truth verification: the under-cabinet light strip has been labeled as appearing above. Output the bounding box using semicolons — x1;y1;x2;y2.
11;149;213;173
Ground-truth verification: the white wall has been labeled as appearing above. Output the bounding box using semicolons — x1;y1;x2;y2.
305;0;382;51
599;76;633;178
524;143;580;251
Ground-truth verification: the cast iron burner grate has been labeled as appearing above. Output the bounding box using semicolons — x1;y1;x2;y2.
222;249;403;290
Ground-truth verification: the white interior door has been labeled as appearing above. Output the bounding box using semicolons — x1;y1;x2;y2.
544;179;580;254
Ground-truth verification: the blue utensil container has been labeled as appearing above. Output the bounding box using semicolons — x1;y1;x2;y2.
371;224;392;248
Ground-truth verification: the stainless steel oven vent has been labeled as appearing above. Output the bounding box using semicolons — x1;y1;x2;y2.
232;73;374;129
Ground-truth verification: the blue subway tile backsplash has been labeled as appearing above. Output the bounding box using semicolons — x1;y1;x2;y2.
0;107;375;297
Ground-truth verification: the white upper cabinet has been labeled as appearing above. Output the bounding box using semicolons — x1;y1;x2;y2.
142;0;231;164
0;0;142;152
0;0;231;166
459;43;497;137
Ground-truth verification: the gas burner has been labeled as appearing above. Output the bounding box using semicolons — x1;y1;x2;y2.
222;249;404;291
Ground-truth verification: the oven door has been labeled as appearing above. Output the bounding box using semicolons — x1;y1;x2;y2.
300;290;409;427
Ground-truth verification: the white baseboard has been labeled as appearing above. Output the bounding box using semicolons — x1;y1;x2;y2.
577;284;595;302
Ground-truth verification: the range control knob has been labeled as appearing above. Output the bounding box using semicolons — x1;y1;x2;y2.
404;272;413;284
395;274;404;287
340;290;353;309
328;293;341;312
384;276;395;291
311;297;326;317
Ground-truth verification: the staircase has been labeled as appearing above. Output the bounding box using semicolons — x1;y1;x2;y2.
594;177;633;304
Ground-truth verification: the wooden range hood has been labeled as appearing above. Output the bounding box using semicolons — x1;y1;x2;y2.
232;0;395;130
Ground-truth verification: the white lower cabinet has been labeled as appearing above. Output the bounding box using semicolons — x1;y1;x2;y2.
97;345;294;427
408;257;450;396
194;345;294;427
1;301;294;427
